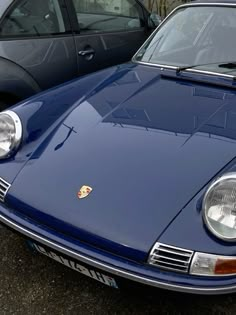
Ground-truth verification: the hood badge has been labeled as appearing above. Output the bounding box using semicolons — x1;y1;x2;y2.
78;185;93;199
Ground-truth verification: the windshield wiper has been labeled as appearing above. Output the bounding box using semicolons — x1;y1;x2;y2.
176;62;216;73
218;62;236;69
176;61;236;74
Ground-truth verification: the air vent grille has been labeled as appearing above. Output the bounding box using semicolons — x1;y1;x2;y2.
148;243;194;273
0;177;11;202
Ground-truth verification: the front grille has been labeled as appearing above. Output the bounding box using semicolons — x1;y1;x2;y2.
0;177;11;202
148;242;194;273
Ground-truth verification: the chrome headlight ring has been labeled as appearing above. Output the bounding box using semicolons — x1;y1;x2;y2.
203;173;236;242
0;110;22;159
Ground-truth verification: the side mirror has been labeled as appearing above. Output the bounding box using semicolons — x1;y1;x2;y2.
148;13;162;29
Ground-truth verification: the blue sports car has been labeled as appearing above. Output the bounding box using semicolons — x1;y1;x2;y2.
2;1;236;294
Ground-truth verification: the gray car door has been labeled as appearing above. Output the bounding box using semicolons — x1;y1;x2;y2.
68;0;149;76
0;0;77;91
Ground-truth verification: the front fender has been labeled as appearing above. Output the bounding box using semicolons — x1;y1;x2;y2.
159;158;236;256
0;64;130;183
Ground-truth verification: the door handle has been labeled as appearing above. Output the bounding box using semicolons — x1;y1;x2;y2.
78;49;95;56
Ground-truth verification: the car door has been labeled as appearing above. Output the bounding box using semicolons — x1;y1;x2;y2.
0;0;78;91
67;0;149;76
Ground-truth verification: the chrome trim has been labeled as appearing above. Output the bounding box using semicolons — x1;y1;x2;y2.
0;110;22;159
1;213;236;294
132;2;236;80
176;3;236;8
0;177;10;202
133;62;177;70
203;172;236;242
185;68;235;79
148;243;194;273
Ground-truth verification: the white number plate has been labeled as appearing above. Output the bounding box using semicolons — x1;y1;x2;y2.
33;243;118;288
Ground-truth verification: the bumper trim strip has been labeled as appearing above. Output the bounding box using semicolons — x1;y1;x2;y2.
1;213;236;295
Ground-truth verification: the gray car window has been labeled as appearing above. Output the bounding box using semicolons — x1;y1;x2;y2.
0;0;65;37
72;0;144;33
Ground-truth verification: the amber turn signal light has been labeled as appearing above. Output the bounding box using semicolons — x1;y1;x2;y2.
215;259;236;275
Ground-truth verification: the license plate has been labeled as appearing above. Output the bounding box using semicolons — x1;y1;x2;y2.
32;243;118;288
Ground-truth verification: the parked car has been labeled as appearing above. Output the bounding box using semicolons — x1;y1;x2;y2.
0;0;159;110
2;0;236;294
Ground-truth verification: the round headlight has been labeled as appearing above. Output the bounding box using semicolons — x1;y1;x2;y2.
203;173;236;241
0;110;22;159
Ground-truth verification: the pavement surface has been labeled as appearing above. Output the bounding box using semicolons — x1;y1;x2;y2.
1;225;236;315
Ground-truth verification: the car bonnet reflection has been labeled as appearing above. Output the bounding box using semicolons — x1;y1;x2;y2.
30;67;236;159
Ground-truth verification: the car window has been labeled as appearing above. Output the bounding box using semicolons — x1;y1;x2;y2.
72;0;144;33
134;6;236;72
0;0;66;37
156;9;213;54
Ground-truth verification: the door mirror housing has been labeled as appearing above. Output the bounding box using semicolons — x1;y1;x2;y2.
148;12;162;29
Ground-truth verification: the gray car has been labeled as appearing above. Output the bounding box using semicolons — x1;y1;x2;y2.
0;0;159;110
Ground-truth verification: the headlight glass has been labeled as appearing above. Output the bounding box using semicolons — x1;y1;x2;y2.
0;111;22;159
203;173;236;240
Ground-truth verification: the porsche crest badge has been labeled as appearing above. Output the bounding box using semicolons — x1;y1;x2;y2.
78;185;93;199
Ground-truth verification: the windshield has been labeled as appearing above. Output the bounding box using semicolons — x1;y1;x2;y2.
134;6;236;74
0;1;13;19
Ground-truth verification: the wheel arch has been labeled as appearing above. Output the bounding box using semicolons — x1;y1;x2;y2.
0;56;41;106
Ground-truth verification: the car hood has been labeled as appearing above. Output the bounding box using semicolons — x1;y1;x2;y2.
7;65;236;261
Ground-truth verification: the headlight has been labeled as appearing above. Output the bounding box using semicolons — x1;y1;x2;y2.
0;110;22;159
203;173;236;241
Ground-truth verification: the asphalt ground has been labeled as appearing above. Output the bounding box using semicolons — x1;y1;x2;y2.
1;225;236;315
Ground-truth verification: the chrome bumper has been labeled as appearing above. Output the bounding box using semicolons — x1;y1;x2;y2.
1;213;236;295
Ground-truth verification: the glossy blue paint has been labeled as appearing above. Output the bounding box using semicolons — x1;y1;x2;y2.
0;65;120;183
159;158;236;256
3;63;236;263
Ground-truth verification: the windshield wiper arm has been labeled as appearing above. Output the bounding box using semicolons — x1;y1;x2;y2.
218;62;236;69
176;61;236;74
176;65;198;73
176;62;218;73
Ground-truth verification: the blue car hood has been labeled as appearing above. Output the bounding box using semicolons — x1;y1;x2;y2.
8;65;236;261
